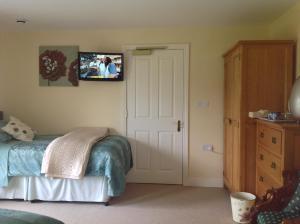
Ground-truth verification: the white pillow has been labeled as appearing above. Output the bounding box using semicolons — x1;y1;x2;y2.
1;116;35;141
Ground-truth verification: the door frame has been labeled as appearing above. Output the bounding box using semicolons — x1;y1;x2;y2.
122;43;189;185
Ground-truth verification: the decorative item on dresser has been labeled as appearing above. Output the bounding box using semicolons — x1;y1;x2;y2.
256;120;300;198
223;40;295;194
290;76;300;120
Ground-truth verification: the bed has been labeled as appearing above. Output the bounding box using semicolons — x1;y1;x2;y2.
0;134;132;205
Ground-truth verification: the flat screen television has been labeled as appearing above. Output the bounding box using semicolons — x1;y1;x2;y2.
79;52;124;81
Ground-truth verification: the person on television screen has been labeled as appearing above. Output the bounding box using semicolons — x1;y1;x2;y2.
98;56;106;76
87;57;99;77
104;57;118;78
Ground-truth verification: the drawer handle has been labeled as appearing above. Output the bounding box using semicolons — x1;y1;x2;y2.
271;162;277;169
259;176;264;182
259;154;264;160
260;132;264;138
272;137;277;144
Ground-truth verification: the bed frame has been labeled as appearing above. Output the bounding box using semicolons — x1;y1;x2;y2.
0;176;110;206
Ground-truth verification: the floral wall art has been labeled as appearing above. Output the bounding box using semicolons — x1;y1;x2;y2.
39;46;79;86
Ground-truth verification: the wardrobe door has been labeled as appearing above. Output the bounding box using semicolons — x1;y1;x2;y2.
224;48;242;192
231;49;242;192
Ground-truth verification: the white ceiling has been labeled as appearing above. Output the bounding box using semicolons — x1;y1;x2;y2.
0;0;299;31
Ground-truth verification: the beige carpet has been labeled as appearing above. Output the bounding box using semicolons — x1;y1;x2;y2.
0;184;235;224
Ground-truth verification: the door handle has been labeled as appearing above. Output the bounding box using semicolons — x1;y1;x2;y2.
177;120;181;132
259;154;264;161
271;162;277;169
259;176;264;182
228;118;232;125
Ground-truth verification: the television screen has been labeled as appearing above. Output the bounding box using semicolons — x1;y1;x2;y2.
79;52;123;81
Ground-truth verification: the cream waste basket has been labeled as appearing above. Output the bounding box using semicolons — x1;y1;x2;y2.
230;192;256;223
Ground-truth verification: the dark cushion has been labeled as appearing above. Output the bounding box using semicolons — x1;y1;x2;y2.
257;211;300;224
284;172;300;213
0;209;64;224
0;121;13;142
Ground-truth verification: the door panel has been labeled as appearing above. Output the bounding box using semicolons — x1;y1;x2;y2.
158;131;174;171
224;51;241;120
224;59;232;119
159;57;175;118
135;58;151;118
127;49;184;184
232;123;241;191
224;119;233;187
135;131;151;170
231;52;241;120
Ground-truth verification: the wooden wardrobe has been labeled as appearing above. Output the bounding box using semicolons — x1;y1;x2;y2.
223;40;295;194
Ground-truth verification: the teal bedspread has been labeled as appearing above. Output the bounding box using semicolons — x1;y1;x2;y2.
0;135;132;197
0;208;63;224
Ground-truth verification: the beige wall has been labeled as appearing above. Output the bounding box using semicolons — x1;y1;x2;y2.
269;1;300;75
0;26;269;185
0;35;7;110
0;53;3;110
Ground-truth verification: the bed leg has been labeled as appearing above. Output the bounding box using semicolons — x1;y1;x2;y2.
29;200;39;203
104;201;110;206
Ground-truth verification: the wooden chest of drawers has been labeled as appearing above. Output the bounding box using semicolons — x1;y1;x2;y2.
256;120;300;198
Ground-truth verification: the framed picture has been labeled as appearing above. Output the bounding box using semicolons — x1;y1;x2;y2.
39;46;79;87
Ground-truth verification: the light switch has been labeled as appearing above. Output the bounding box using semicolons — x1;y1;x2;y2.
203;144;213;152
197;100;209;108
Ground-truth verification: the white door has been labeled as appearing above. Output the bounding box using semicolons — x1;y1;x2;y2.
126;49;184;184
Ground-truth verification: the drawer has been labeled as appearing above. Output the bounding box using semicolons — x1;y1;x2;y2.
257;125;282;155
257;146;282;182
256;180;269;198
256;167;282;198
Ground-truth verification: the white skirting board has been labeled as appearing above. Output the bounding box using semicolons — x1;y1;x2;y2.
184;177;223;188
0;176;110;203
